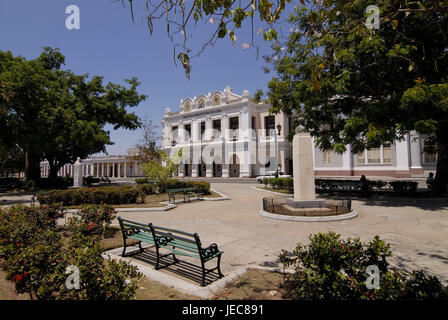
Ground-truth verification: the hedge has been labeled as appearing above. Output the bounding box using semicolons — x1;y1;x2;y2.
37;185;140;206
264;178;420;194
37;179;211;205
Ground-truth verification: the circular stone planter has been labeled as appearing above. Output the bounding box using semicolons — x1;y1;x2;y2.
259;209;358;222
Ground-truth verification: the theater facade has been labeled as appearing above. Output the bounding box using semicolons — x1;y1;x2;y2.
161;86;436;179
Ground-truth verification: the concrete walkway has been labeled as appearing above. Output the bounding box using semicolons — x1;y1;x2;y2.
114;183;448;286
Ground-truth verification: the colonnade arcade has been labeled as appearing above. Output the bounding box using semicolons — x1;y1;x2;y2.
40;159;144;178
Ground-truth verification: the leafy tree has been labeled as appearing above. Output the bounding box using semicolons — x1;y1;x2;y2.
0;48;146;180
142;149;182;186
127;116;160;164
116;0;293;76
267;1;448;193
116;1;445;75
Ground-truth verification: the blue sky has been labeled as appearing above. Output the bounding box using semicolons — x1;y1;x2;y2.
0;0;294;156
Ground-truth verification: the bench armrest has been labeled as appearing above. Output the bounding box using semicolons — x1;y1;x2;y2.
200;243;221;260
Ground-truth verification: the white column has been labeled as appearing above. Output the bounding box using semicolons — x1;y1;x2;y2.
124;162;127;178
222;115;228;141
410;131;422;172
241;108;249;141
179;122;185;143
206;164;212;178
395;134;411;173
191;120;197;143
222;164;230;178
112;162;115;178
205;117;212;141
342;145;353;175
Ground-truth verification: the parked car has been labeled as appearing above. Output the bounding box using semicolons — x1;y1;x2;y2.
255;171;291;183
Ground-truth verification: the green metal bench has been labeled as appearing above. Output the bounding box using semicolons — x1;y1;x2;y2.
167;188;190;204
182;186;204;201
118;217;224;286
167;187;204;204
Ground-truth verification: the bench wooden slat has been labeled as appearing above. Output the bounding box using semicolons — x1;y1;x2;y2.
164;240;200;254
151;224;196;238
152;230;197;245
129;233;155;244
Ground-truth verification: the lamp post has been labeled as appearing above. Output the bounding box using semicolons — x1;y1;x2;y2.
274;124;282;178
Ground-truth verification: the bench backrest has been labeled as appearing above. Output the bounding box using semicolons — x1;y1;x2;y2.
182;187;197;192
118;217;153;235
167;188;187;193
149;223;202;255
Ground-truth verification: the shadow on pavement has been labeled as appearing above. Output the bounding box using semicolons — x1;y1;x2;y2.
129;248;222;287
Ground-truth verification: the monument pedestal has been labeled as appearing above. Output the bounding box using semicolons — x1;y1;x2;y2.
286;199;326;209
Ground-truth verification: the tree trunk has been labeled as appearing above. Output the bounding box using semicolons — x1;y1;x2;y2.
48;161;62;180
24;147;41;181
433;126;448;194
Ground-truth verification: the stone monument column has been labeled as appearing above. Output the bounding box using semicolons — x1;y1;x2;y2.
293;131;316;201
286;129;326;208
73;157;83;188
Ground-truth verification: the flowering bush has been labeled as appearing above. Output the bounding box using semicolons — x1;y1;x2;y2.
67;204;116;237
0;205;140;300
279;232;448;300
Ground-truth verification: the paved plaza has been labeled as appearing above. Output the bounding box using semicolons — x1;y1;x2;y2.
113;183;448;286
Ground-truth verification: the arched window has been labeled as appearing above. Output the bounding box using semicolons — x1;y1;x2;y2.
184;102;191;112
198;99;205;109
212;95;221;106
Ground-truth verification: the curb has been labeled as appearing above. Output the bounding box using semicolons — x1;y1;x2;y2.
159;189;230;205
259;209;358;222
103;245;265;299
206;188;230;201
65;203;176;214
250;186;293;196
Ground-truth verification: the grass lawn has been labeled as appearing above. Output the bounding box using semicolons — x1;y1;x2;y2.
259;187;293;195
212;269;286;300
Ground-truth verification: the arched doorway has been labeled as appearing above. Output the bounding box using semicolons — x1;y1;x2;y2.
199;158;206;177
230;154;240;177
212;155;222;177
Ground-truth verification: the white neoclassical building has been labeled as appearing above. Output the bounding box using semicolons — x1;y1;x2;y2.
161;86;436;179
40;148;145;179
39;86;437;180
161;86;293;178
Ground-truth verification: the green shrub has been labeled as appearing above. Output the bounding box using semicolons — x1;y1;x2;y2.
155;179;211;195
279;232;448;300
264;178;294;191
189;181;211;195
136;183;156;195
389;181;418;194
36;177;73;189
135;178;148;185
37;186;140;206
0;178;24;189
